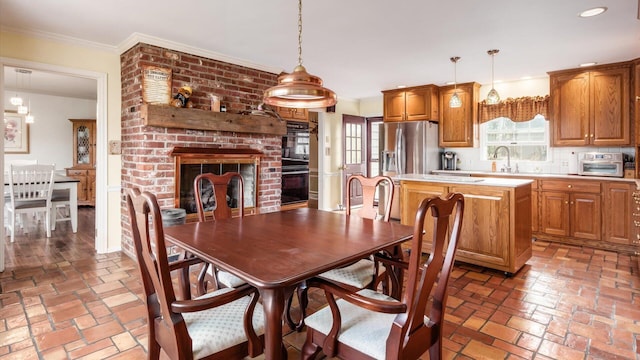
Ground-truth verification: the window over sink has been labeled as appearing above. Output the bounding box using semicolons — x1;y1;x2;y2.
480;115;550;162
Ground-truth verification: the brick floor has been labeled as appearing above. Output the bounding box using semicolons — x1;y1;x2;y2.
1;208;639;359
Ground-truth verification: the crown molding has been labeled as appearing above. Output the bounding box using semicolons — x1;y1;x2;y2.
0;26;119;53
118;32;283;74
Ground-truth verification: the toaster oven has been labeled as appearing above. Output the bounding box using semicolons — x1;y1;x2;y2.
577;152;623;177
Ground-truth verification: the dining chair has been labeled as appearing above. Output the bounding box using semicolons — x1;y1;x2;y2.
126;188;265;360
5;164;55;243
300;192;464;360
193;172;246;293
50;189;71;230
285;174;395;331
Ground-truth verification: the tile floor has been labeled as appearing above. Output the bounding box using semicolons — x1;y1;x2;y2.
1;208;639;359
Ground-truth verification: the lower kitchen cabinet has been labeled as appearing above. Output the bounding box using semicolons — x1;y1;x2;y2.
400;180;532;275
539;179;601;241
604;182;634;245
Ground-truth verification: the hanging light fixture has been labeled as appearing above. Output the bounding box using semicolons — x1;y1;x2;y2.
10;69;23;106
486;49;500;104
263;0;337;109
16;69;32;114
449;56;462;108
25;70;35;123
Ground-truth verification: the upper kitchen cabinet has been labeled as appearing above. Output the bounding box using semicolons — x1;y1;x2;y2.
549;62;630;146
634;58;640;178
276;106;309;122
382;85;439;122
438;82;480;147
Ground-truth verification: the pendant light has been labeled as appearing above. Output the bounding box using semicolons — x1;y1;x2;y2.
486;49;500;104
449;56;462;108
10;69;24;106
25;70;35;123
263;0;337;109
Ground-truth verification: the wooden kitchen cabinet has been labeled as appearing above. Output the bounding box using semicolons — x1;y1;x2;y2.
382;85;439;122
634;58;640;178
66;119;96;206
438;82;480;147
549;62;630;146
400;179;532;275
540;179;601;241
604;182;634;245
276;106;308;122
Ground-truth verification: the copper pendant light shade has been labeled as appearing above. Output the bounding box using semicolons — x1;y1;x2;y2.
263;0;337;109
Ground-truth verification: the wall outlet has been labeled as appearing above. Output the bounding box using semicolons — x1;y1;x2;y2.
109;140;121;155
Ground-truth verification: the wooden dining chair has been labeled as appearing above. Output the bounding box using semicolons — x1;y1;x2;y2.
285;174;395;331
126;188;265;360
5;164;55;242
300;192;464;360
193;172;246;293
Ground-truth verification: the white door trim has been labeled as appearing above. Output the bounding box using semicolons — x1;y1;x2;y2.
0;57;108;270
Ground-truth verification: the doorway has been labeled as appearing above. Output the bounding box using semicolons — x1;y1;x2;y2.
341;115;384;207
1;58;107;272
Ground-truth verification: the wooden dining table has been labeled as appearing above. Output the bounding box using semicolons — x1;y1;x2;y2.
163;207;415;360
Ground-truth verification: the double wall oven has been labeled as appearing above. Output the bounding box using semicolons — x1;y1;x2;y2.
282;121;310;206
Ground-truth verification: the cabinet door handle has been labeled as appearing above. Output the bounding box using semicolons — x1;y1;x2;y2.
570;201;574;205
567;184;572;188
564;201;569;204
590;134;594;138
584;134;588;138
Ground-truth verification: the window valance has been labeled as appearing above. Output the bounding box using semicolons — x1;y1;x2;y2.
479;95;549;123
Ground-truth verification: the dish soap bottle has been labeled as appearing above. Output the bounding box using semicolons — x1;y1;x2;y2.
491;161;497;172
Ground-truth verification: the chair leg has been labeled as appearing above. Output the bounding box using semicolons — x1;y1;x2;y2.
301;332;322;360
285;281;309;332
10;213;16;243
45;209;51;238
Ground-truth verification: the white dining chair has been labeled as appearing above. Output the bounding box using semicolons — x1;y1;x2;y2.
50;189;71;230
5;164;55;242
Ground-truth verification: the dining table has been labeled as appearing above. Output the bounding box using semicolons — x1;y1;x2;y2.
4;174;79;233
162;207;415;360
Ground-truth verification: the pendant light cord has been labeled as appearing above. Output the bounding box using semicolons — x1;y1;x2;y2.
297;0;303;67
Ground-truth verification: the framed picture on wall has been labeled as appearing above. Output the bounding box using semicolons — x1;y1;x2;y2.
3;111;29;154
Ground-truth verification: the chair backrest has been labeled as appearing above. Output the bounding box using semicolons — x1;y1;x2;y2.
4;159;38;174
388;192;464;358
345;174;394;221
8;164;55;205
126;188;191;357
193;172;244;222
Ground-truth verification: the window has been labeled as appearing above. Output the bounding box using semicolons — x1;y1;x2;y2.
480;115;549;162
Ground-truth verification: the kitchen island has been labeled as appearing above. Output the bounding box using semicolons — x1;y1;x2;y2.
398;174;533;275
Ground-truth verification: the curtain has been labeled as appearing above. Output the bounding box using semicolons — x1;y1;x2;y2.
478;95;549;123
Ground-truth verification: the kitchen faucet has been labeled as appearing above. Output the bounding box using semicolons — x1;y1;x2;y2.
493;146;511;173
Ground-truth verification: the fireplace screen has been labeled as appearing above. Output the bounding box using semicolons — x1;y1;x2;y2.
171;148;262;220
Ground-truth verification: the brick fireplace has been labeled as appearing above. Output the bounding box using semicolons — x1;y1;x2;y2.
120;43;281;258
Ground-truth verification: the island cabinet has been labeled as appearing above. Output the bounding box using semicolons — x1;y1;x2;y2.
539;179;601;241
549;62;630;146
382;85;439;122
276;106;308;122
438;82;480;147
400;178;532;275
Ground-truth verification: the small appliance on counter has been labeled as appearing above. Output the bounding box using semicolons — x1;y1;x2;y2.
441;151;458;171
577;152;623;177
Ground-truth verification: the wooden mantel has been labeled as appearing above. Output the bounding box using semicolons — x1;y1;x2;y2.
141;104;287;136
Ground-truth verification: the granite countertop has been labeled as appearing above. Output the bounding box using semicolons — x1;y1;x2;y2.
431;169;638;183
395;173;533;188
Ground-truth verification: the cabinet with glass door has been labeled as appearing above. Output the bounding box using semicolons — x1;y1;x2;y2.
66;119;96;206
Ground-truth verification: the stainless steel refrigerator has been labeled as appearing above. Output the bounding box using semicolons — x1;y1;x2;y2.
380;121;440;219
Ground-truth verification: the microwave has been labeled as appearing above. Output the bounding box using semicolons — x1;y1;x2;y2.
577;152;623;177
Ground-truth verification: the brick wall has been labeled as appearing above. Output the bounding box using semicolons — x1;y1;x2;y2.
120;43;280;257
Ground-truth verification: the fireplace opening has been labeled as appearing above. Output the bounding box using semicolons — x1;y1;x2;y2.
171;147;263;221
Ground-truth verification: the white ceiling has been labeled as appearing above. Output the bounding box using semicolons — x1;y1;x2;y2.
1;0;639;101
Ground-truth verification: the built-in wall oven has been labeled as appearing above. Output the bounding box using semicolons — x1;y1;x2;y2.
282;121;310;205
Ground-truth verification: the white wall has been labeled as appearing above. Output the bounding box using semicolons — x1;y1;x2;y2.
4;92;96;172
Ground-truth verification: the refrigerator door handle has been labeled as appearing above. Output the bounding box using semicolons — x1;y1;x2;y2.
395;127;405;175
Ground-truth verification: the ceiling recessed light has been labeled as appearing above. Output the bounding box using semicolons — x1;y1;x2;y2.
580;62;598;67
579;7;607;17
